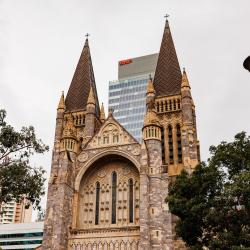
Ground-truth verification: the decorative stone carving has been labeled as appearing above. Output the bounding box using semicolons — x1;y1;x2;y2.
77;159;139;230
87;117;138;149
122;165;131;175
97;169;107;178
78;152;88;163
132;145;141;156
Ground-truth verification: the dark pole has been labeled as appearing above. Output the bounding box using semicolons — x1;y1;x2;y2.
243;56;250;72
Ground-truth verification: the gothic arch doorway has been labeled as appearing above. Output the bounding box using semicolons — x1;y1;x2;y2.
77;154;140;229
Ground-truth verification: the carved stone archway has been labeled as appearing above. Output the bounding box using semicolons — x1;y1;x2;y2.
75;149;141;192
70;153;140;249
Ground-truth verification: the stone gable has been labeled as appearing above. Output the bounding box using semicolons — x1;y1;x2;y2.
86;114;139;149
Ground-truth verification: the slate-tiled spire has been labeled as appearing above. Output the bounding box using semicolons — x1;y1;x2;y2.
65;38;100;115
153;19;182;97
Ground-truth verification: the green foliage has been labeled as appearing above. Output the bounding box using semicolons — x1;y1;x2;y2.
167;132;250;249
0;109;49;210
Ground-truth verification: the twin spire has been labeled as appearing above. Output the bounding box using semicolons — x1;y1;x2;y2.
153;19;182;97
60;18;187;119
65;38;100;115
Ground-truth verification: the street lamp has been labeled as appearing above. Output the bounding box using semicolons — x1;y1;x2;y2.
243;56;250;72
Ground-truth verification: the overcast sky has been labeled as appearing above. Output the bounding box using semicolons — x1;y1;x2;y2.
0;0;250;215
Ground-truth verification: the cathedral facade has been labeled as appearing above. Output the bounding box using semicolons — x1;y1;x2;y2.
42;20;200;250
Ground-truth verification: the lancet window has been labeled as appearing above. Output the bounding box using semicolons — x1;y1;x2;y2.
113;134;119;143
111;171;117;224
168;125;174;164
161;127;166;164
77;160;139;230
128;178;134;223
176;124;182;163
155;97;181;113
73;113;85;126
103;135;109;144
95;182;100;225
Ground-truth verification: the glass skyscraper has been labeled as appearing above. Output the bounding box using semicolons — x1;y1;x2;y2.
109;54;158;141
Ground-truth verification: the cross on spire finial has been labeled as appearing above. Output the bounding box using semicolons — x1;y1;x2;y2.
164;14;170;20
85;33;90;39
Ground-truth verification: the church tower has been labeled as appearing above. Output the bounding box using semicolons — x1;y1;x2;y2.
42;19;199;250
42;38;103;250
152;18;200;176
139;18;200;249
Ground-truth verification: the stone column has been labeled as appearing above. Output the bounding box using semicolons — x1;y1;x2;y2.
72;191;78;229
85;87;96;142
181;70;199;170
145;139;164;249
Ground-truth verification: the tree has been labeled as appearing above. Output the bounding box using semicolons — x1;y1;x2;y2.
167;132;250;249
0;109;49;210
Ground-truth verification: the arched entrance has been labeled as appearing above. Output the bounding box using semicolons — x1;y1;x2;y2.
77;154;140;229
69;154;140;249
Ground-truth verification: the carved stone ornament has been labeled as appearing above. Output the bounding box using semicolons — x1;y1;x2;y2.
132;146;140;156
97;169;107;178
122;165;131;175
78;152;88;163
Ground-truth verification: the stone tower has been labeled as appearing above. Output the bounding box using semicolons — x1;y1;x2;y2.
153;19;200;176
42;19;200;250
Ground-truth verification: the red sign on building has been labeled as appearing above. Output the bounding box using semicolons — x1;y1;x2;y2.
119;59;133;66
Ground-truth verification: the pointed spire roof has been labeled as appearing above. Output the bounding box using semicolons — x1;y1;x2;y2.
153;19;182;97
87;86;95;105
146;76;155;95
108;107;114;117
181;68;190;89
65;38;100;115
100;103;106;122
57;91;65;110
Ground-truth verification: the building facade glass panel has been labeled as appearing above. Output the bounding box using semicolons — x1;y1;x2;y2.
108;54;158;142
109;76;149;141
0;222;43;250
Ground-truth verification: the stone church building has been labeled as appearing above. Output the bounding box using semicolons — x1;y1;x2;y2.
42;19;200;250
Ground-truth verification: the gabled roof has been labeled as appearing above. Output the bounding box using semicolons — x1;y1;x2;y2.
86;113;139;149
65;39;100;115
153;20;182;97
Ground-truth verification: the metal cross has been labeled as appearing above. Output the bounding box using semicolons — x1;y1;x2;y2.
164;14;170;20
85;33;90;39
